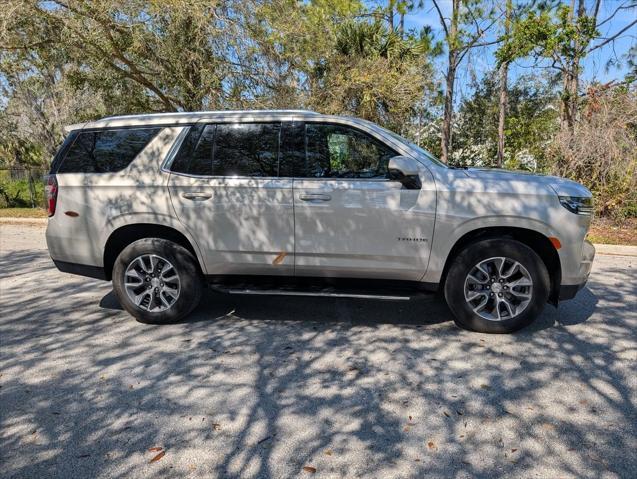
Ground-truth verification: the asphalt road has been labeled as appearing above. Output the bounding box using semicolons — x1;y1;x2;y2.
1;223;636;479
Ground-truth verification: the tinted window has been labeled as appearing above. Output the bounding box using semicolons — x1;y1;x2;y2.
279;122;305;177
212;123;280;177
304;124;396;178
58;127;161;173
170;123;281;177
189;125;216;175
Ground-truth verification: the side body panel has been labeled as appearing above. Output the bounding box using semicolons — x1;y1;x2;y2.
167;175;294;275
293;173;436;280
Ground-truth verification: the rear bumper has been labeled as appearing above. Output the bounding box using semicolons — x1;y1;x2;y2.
558;240;595;301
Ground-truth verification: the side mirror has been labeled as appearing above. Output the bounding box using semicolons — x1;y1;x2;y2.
388;155;422;189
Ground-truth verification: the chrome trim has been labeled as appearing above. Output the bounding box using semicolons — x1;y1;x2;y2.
161;126;191;172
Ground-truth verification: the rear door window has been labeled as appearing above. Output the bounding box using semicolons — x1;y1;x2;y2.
57;127;161;173
170;122;281;177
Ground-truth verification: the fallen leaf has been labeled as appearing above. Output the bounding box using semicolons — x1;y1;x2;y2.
302;466;317;473
427;441;435;449
148;447;163;452
212;423;221;430
324;449;333;456
511;448;518;453
149;451;165;463
414;458;421;462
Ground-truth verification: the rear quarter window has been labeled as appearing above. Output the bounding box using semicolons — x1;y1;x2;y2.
56;127;162;174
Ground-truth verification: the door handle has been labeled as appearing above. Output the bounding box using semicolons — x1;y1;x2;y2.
181;192;212;201
299;193;331;202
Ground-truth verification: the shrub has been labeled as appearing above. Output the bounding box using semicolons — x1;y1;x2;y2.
547;87;637;218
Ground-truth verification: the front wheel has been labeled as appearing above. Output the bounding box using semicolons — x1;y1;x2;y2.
444;239;550;333
112;238;203;324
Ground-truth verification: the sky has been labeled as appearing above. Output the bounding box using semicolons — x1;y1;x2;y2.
399;0;636;100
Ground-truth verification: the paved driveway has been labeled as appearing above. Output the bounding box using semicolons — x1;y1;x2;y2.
1;223;635;478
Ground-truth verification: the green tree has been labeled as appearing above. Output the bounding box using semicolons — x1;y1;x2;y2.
431;0;500;163
497;0;636;132
454;72;559;169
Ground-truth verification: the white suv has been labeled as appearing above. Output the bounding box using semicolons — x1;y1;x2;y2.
45;110;595;333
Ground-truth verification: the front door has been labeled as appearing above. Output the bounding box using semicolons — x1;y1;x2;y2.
291;122;436;281
167;122;294;276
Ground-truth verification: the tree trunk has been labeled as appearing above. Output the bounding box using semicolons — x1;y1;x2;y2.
496;0;512;168
561;0;577;132
497;61;508;168
441;58;457;164
440;0;460;163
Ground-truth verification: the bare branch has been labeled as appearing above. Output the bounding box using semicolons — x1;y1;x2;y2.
588;19;637;53
431;0;450;39
596;1;635;28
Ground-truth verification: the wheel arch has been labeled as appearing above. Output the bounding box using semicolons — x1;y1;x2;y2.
439;226;562;305
103;223;202;281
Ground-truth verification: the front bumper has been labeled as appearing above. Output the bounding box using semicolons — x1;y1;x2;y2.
558;240;595;301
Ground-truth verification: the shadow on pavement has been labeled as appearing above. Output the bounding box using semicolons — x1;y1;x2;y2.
1;247;635;478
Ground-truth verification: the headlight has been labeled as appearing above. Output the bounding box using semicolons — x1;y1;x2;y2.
559;196;593;215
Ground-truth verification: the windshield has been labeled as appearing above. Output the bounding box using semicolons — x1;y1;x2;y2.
373;124;447;168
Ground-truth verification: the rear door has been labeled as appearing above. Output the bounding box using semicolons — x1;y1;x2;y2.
167;122;294;276
288;122;436;281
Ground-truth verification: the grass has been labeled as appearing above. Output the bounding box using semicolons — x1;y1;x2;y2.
0;207;635;245
0;207;48;218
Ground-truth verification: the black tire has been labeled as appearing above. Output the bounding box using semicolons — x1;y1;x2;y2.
112;238;203;324
444;239;550;333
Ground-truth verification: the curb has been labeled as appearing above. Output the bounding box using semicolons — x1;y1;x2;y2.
593;244;637;257
0;217;48;225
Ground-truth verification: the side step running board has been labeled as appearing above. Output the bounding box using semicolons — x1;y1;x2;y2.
225;289;412;301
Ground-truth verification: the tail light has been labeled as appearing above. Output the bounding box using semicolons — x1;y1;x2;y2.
45;175;58;217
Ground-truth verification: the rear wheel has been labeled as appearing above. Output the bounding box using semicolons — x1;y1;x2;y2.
112;238;202;324
444;239;550;333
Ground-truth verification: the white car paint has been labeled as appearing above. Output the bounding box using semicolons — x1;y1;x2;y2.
46;110;594;296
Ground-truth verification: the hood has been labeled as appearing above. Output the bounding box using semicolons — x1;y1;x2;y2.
464;168;592;198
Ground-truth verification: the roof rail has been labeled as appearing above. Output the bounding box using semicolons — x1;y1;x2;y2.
100;109;320;121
